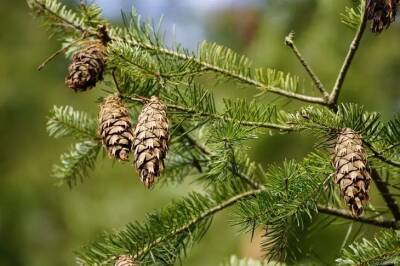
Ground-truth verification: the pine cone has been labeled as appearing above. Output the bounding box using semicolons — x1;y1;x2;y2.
366;0;399;33
99;95;134;161
332;128;371;216
133;96;169;188
65;41;107;91
114;255;138;266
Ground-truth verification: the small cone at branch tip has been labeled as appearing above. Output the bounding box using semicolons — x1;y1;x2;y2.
99;95;134;161
332;128;371;216
65;40;107;92
133;96;169;188
366;0;399;33
114;255;138;266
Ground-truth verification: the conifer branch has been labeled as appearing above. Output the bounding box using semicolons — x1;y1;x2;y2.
185;132;400;230
29;0;329;106
135;43;327;105
285;32;329;99
317;204;399;229
132;188;263;260
364;141;400;168
124;96;294;131
329;3;368;106
336;230;400;265
29;0;90;34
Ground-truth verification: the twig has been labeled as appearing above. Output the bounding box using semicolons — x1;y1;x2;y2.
364;141;400;167
33;0;90;34
112;70;123;95
133;188;263;260
37;39;81;71
285;32;329;99
134;42;329;106
123;95;295;131
329;5;368;107
371;168;400;221
317;204;399;229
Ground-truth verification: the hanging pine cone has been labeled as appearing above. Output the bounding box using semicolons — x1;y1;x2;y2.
114;255;138;266
99;95;134;161
366;0;399;33
65;41;107;91
133;96;169;188
332;128;371;216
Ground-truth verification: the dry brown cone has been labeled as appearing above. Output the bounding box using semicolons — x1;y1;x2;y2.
114;255;138;266
366;0;399;33
99;95;134;161
133;96;169;188
65;41;107;92
332;128;372;216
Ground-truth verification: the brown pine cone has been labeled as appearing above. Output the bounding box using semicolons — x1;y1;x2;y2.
133;96;169;188
366;0;399;33
332;128;371;216
65;41;107;91
99;95;134;161
114;255;138;266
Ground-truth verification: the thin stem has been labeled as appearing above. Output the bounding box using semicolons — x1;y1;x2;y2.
124;96;295;131
133;42;328;106
37;38;83;71
329;5;368;106
364;141;400;167
133;188;263;260
317;204;399;229
285;32;329;99
371;168;400;221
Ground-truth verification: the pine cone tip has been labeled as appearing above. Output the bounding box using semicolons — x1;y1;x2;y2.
114;255;138;266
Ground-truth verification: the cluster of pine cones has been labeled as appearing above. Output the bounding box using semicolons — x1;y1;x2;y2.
99;95;169;189
62;28;169;189
366;0;399;33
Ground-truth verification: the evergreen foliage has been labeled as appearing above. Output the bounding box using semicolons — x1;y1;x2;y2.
336;230;400;265
28;0;400;264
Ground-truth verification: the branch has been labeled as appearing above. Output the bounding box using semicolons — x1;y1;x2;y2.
124;96;295;131
32;0;329;106
329;4;368;106
184;133;400;230
317;204;399;229
31;0;90;34
285;32;329;99
131;43;328;106
371;168;400;221
364;141;400;167
133;188;263;260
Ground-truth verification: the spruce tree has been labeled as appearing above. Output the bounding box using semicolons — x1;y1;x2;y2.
28;0;400;265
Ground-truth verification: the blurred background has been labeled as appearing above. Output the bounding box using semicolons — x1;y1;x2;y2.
1;0;399;265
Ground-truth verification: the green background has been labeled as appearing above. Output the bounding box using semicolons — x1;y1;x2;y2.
0;0;399;265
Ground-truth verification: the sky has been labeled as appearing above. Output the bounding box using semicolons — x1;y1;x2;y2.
90;0;264;49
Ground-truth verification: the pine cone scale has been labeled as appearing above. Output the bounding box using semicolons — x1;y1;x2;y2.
114;255;138;266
